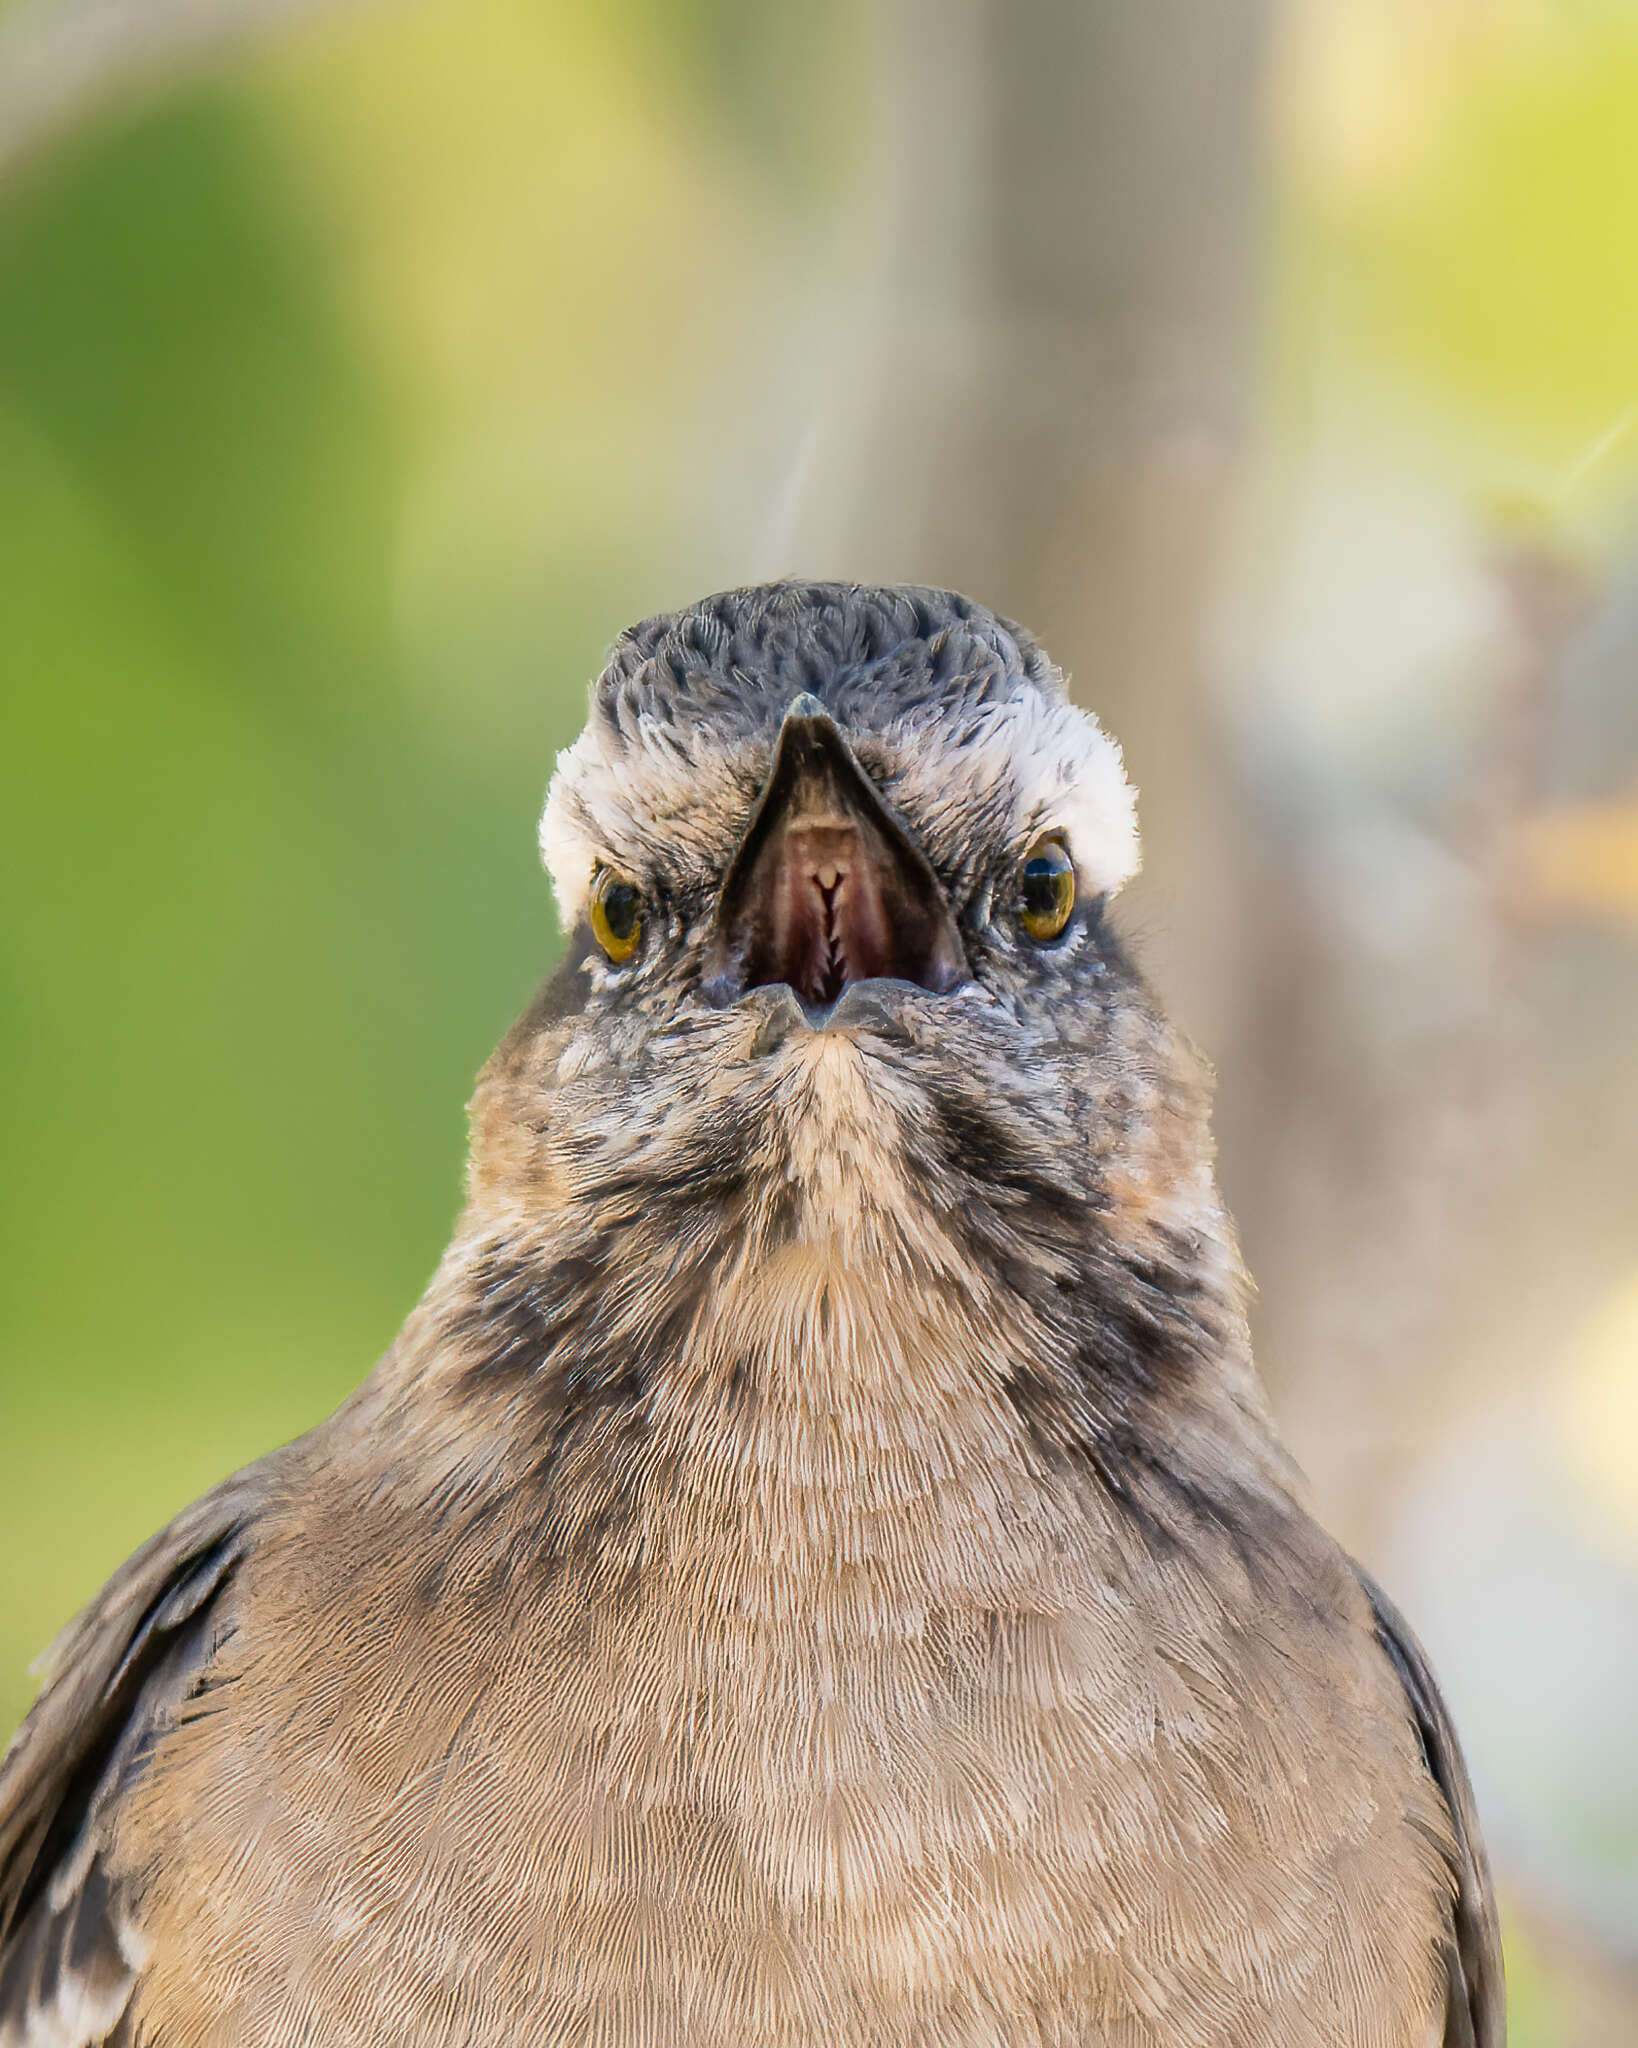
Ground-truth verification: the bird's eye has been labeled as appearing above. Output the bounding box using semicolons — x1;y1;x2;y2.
1018;837;1075;942
589;866;644;964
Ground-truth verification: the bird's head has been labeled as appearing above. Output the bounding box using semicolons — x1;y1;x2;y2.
537;582;1139;1025
462;581;1241;1357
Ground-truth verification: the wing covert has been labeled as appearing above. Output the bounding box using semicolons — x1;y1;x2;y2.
0;1478;258;2048
1357;1567;1505;2048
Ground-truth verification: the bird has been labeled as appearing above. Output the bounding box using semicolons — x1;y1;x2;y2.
0;580;1501;2047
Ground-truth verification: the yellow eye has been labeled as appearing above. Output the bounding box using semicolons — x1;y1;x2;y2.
589;866;644;964
1018;837;1075;942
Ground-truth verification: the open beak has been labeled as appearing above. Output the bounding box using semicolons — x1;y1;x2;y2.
704;695;968;1013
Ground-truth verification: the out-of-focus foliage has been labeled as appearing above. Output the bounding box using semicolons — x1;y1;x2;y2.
1280;1;1638;496
0;93;531;1723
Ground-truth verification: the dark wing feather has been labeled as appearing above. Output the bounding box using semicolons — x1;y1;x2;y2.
1357;1566;1506;2048
0;1477;258;2048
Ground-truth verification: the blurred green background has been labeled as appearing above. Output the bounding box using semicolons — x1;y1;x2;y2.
3;1;1638;2039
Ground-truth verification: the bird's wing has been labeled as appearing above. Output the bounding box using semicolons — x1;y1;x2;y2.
0;1476;258;2048
1356;1567;1505;2048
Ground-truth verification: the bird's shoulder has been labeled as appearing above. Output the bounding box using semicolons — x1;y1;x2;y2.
1355;1565;1505;2048
0;1469;263;2048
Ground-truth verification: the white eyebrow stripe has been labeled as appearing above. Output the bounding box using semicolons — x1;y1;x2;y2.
539;721;766;927
882;694;1139;899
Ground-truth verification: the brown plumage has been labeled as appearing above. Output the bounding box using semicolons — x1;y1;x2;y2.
0;584;1502;2046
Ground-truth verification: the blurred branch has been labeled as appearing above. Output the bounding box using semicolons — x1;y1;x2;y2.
1482;529;1638;927
1232;520;1607;1539
1471;529;1594;934
0;0;385;187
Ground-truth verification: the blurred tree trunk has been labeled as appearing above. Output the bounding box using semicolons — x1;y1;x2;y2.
789;0;1270;1046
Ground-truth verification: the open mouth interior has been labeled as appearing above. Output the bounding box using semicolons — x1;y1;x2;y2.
752;818;928;1007
705;703;968;1012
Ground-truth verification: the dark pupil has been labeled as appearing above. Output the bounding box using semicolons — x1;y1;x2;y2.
1023;858;1069;916
602;881;641;941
